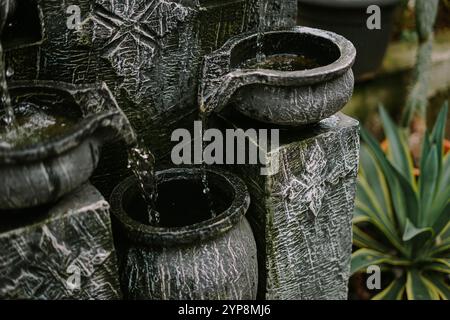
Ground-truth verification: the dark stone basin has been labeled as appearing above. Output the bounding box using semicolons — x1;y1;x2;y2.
110;168;251;246
110;168;258;300
0;81;135;210
200;26;356;126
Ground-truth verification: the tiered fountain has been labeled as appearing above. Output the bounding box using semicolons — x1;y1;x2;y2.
0;0;136;299
0;0;360;300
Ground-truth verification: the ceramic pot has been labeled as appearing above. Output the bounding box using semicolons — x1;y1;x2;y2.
110;168;258;300
200;26;356;126
0;81;135;210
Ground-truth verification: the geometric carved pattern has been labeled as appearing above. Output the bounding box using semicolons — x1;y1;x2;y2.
92;0;195;102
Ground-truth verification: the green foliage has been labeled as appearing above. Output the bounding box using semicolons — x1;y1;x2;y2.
402;0;440;126
352;102;450;300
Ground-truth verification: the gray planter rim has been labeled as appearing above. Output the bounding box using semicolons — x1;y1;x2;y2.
110;168;251;247
207;26;356;87
297;0;400;9
0;80;135;165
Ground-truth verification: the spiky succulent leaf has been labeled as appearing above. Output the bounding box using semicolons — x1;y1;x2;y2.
379;106;416;188
360;127;419;233
359;145;393;219
372;276;406;300
426;273;450;300
419;145;439;226
406;270;439;300
431;102;448;162
353;103;450;300
353;225;390;253
403;218;433;242
354;198;404;254
351;249;410;275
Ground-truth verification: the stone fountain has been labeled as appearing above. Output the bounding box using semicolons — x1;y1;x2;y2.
0;80;136;299
0;1;136;299
1;0;360;300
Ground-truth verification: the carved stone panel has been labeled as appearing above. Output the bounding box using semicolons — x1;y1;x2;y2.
219;112;360;300
0;184;121;299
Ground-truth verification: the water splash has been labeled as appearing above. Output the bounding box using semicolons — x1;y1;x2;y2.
0;43;15;128
199;110;216;218
6;65;13;77
0;102;76;148
256;0;268;63
128;142;160;226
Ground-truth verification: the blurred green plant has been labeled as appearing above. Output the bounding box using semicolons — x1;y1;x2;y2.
352;102;450;300
402;0;440;127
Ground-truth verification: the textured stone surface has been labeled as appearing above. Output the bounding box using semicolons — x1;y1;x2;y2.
0;81;136;209
0;184;122;299
123;218;258;300
3;1;297;189
219;112;360;300
110;168;258;300
200;27;356;126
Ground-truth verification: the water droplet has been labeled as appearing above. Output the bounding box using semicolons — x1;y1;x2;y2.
6;67;14;78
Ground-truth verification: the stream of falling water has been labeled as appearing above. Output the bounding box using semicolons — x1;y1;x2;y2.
128;142;160;226
193;0;270;219
0;42;15;128
199;109;216;218
256;0;268;63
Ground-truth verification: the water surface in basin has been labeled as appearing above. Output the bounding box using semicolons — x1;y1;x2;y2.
239;53;322;71
124;176;232;229
0;101;78;148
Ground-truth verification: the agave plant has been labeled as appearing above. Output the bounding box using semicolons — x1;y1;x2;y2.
352;102;449;300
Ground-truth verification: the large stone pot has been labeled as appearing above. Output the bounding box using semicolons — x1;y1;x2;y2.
0;81;135;210
200;26;356;126
110;168;258;300
298;0;400;82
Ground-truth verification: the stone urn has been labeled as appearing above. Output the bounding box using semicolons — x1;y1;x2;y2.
200;26;356;126
0;81;135;210
110;168;258;300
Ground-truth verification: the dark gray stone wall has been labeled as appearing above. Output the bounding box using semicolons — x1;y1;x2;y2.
0;184;121;299
5;0;296;158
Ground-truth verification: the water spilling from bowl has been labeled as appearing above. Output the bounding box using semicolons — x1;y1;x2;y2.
127;143;160;226
256;0;268;63
0;101;77;148
199;111;216;218
0;43;15;128
194;0;273;215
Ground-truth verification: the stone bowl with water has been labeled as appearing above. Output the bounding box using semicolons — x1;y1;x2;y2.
200;26;356;126
109;168;258;300
0;81;135;210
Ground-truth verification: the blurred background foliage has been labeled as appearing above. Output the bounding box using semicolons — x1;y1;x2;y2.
347;0;449;300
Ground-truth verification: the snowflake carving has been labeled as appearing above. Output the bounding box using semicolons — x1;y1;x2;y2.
91;0;193;102
280;141;328;217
